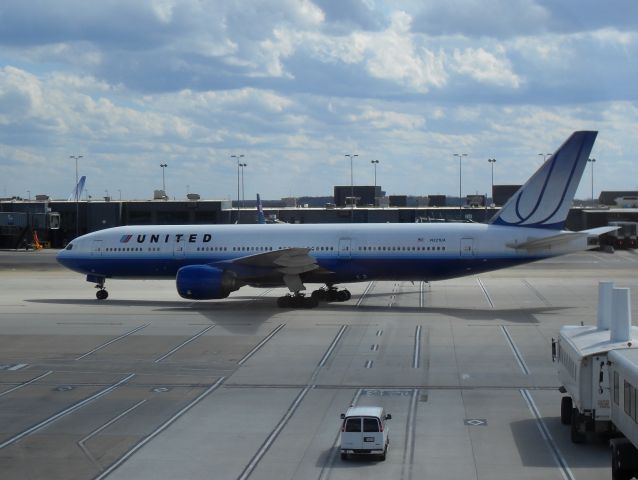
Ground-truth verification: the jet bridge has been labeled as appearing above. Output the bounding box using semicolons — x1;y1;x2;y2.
553;282;638;443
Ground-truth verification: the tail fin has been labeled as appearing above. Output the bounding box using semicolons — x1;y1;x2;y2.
68;176;86;201
256;193;266;224
489;131;597;230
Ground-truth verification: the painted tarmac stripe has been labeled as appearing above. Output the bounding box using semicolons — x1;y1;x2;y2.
317;388;363;480
412;326;422;369
0;371;53;398
0;373;135;450
500;326;530;375
522;279;552;307
237;324;285;366
78;399;147;468
520;389;575;480
419;281;425;308
154;324;216;363
476;277;494;308
318;325;348;368
364;360;373;368
238;326;352;479
95;376;225;480
8;363;28;371
237;386;312;480
356;281;375;307
76;324;150;360
400;388;419;480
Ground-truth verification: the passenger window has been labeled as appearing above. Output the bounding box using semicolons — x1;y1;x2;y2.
363;418;380;432
345;418;361;432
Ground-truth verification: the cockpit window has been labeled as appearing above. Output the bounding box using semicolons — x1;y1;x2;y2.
65;243;73;251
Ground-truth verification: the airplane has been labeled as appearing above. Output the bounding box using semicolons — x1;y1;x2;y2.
256;193;266;224
68;175;86;201
57;131;614;308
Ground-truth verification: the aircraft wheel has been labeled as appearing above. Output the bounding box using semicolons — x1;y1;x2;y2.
336;290;349;302
305;296;319;308
277;296;291;308
312;289;327;301
343;289;351;301
96;289;109;300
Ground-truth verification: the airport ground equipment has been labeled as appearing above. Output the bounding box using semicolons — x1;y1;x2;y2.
340;406;391;461
608;349;638;479
604;221;638;249
553;282;638;443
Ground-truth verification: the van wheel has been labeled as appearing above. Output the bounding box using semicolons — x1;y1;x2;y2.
340;453;347;461
561;396;573;425
379;447;387;461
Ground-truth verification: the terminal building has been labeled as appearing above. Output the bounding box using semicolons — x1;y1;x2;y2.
2;187;638;249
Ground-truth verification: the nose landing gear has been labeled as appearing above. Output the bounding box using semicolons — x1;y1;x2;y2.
89;275;109;300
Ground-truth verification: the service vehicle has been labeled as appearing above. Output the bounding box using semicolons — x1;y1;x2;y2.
340;406;391;460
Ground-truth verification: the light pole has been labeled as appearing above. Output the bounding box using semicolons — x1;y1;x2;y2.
345;154;358;221
453;153;467;217
371;160;379;188
27;190;31;201
70;155;83;238
159;163;167;195
117;189;122;201
487;158;496;201
105;189;109;200
231;154;244;222
588;158;596;206
240;163;247;210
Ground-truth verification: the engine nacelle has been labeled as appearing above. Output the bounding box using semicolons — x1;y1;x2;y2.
176;265;240;300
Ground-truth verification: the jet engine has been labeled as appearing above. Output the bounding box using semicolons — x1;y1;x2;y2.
176;265;240;300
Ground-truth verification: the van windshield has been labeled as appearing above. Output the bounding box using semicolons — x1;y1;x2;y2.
345;418;361;432
363;417;380;432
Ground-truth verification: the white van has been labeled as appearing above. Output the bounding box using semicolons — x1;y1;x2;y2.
340;406;391;460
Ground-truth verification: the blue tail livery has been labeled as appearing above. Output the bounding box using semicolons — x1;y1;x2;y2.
490;131;597;230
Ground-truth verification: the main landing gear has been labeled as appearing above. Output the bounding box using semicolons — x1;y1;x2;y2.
277;293;318;309
311;286;351;303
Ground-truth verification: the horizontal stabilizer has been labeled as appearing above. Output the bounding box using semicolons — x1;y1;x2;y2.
506;232;586;251
581;226;620;237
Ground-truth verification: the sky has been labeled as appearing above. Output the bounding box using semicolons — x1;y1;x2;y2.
1;0;637;201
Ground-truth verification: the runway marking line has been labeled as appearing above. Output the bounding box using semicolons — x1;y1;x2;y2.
75;324;151;360
412;325;422;369
356;281;375;307
95;376;225;480
0;373;135;450
237;323;286;366
520;389;575;480
500;326;530;375
476;277;494;308
239;325;351;479
318;388;363;480
0;371;53;398
78;399;147;469
154;324;216;363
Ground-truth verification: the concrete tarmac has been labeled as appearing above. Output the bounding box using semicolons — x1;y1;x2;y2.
1;248;638;479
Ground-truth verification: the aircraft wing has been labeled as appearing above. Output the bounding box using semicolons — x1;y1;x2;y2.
214;247;328;277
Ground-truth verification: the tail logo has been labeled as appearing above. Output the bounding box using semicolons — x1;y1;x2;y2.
490;131;597;230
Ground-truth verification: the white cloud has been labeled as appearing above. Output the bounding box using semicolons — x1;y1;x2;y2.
451;47;521;88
